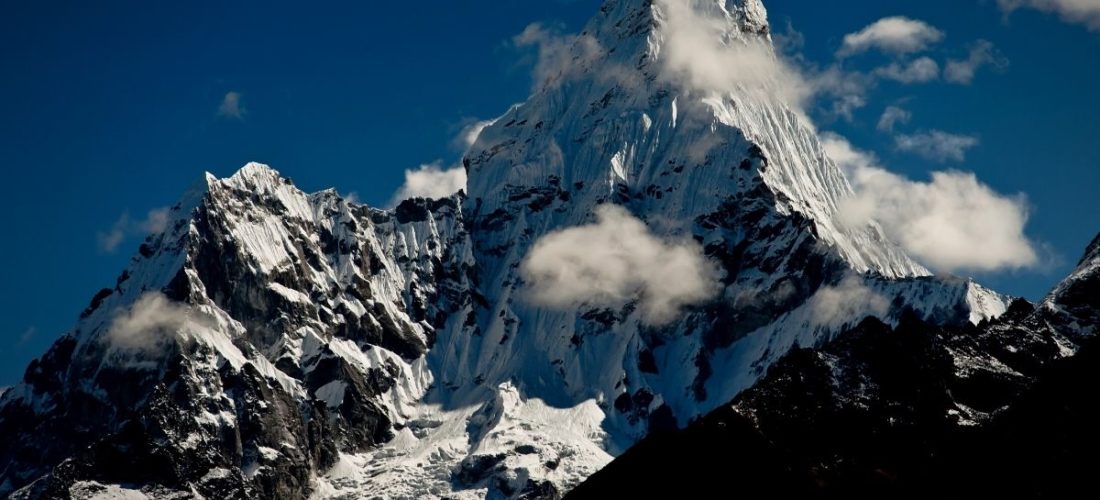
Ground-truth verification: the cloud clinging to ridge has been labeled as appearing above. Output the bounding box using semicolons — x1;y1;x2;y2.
521;204;720;326
808;275;890;328
105;292;191;352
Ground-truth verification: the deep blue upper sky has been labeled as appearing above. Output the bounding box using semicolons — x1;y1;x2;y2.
1;0;1097;385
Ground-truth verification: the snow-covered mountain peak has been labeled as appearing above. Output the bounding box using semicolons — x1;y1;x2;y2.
205;162;314;217
0;2;1032;499
468;0;924;280
221;161;283;186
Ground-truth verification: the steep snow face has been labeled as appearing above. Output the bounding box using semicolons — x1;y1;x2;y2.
465;0;925;281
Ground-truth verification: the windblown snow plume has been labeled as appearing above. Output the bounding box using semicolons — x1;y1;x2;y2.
521;204;720;325
105;292;192;351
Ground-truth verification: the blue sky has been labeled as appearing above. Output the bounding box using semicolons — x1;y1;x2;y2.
1;0;1097;385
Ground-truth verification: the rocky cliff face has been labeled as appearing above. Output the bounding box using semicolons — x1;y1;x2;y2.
0;166;472;498
0;1;1032;499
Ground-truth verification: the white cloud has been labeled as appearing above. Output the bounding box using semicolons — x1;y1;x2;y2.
217;91;245;119
837;17;945;58
808;275;890;328
520;204;720;325
654;0;811;110
105;292;191;351
97;207;172;253
944;40;1008;84
807;65;874;120
877;105;912;132
895;130;979;162
998;0;1100;31
390;163;467;205
823;133;1038;272
874;56;941;83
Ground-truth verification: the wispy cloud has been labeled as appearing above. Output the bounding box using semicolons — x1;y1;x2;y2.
17;326;37;346
513;23;605;91
804;65;875;121
997;0;1100;31
874;56;941;84
944;40;1008;84
877;105;912;132
895;130;979;162
97;207;171;253
823;133;1038;272
836;16;944;58
521;204;720;326
217;91;245;120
